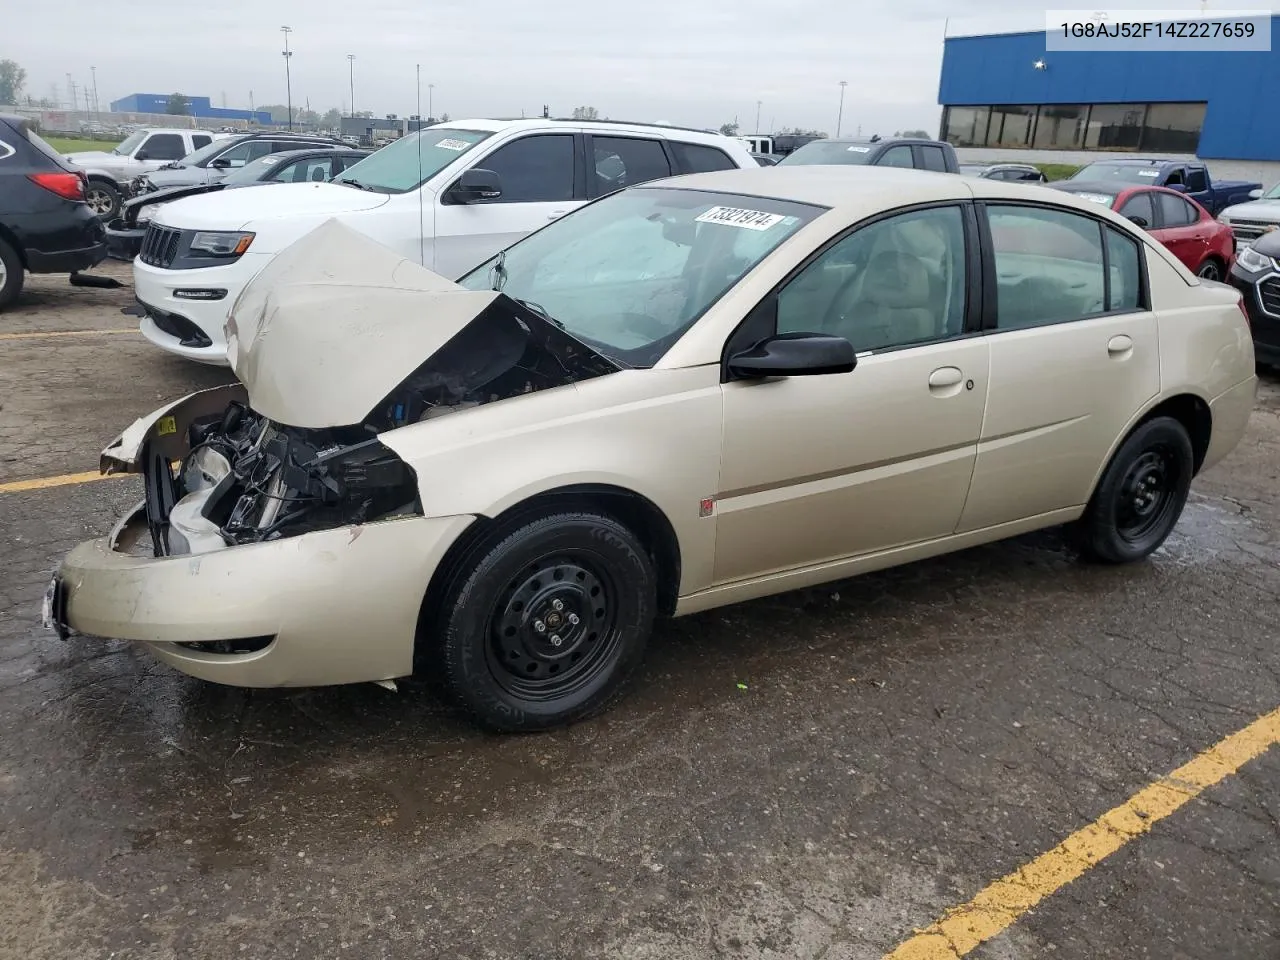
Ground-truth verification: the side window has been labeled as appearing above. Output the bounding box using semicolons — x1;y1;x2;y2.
919;146;949;172
141;133;185;160
591;136;671;195
876;145;915;169
479;134;575;203
216;140;273;168
671;141;736;173
1157;192;1197;227
1118;191;1156;227
776;205;967;353
1106;228;1142;312
1165;167;1184;187
191;135;212;149
1185;167;1208;192
988;205;1107;329
278;157;335;182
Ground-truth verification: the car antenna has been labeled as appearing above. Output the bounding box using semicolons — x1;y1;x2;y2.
416;63;425;268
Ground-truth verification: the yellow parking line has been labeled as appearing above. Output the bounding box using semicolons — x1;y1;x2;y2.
0;471;126;494
0;328;138;341
884;705;1280;959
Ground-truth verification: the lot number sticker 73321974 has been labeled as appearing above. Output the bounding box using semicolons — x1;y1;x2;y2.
694;206;786;230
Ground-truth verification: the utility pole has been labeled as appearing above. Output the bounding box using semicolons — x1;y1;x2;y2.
66;74;76;112
836;80;848;137
281;26;294;130
91;66;100;123
755;100;762;134
347;54;356;118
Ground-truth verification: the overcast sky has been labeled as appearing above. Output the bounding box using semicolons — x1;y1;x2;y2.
8;0;1279;134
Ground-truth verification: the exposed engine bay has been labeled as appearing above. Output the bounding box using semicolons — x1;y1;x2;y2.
140;297;620;558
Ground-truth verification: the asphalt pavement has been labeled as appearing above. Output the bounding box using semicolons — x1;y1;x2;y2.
2;266;1278;960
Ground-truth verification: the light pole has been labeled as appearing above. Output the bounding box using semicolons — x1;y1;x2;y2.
836;80;848;137
755;100;762;134
428;83;434;121
347;54;355;119
90;66;100;125
281;26;294;130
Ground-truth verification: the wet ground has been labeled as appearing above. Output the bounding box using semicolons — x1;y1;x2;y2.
2;267;1279;960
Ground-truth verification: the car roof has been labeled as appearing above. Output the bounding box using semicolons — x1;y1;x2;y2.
257;147;370;162
1080;157;1179;167
654;166;1154;222
441;117;731;143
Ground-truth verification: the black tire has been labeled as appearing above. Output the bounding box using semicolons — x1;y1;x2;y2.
0;236;23;310
433;512;656;732
1196;258;1224;282
1078;417;1194;564
85;179;121;220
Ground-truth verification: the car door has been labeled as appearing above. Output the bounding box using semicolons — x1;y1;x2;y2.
432;132;582;280
1152;190;1205;271
714;203;990;584
585;134;674;197
136;132;186;171
1184;165;1212;211
957;203;1158;532
1116;189;1156;231
874;144;916;169
915;144;950;172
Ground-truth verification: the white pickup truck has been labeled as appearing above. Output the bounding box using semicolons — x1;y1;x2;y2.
66;128;224;220
129;118;757;365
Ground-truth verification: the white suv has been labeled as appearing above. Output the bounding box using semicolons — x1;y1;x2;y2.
130;118;757;364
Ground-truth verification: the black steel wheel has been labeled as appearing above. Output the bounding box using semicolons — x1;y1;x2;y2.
0;236;22;310
1078;416;1194;563
432;512;656;732
1196;259;1223;282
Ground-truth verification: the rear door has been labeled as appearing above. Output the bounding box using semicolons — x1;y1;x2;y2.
1152;190;1205;271
433;132;583;279
585;134;674;197
958;203;1158;531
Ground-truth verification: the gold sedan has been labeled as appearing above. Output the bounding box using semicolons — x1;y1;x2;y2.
46;167;1257;731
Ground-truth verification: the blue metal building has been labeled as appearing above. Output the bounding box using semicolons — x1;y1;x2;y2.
109;93;272;125
937;17;1280;161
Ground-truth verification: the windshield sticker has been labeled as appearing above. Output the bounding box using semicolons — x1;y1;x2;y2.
1137;170;1160;177
436;138;472;151
695;206;787;230
847;146;872;153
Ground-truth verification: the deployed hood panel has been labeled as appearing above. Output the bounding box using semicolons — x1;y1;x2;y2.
226;220;500;429
153;181;388;231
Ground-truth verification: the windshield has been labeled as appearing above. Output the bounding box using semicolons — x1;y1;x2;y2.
1263;182;1280;199
334;128;492;193
113;130;148;156
777;140;874;165
1070;163;1162;184
458;187;822;368
224;153;286;184
177;136;243;168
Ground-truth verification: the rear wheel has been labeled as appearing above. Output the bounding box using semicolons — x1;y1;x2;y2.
433;512;656;732
1078;417;1194;564
1196;258;1224;282
0;237;24;310
85;179;120;220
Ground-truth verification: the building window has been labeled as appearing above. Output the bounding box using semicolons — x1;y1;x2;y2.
1033;104;1086;150
942;106;991;147
1142;103;1207;153
941;102;1205;154
988;105;1035;148
1084;104;1146;150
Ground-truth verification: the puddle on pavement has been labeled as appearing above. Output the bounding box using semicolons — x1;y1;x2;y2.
1154;493;1278;569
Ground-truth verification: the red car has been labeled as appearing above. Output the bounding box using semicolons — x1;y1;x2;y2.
1054;181;1235;281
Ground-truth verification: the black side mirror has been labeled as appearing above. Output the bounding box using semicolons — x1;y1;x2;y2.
451;168;502;203
135;149;149;161
728;333;856;379
1165;182;1186;193
1127;215;1150;229
210;157;231;169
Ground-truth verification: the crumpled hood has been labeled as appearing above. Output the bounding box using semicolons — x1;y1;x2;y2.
145;167;219;189
153;181;388;232
224;219;504;429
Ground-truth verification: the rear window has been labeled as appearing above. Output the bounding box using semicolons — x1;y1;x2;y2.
24;127;65;163
671;141;737;173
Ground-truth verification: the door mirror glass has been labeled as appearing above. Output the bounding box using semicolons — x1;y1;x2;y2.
729;333;856;379
1126;215;1149;229
451;167;502;203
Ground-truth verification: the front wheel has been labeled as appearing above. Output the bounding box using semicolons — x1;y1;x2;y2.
433;512;657;732
0;236;23;310
1078;417;1194;564
85;179;121;220
1196;258;1223;282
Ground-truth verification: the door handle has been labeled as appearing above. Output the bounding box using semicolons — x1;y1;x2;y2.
928;366;965;396
1107;334;1134;357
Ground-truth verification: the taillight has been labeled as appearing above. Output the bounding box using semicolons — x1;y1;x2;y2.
27;172;85;202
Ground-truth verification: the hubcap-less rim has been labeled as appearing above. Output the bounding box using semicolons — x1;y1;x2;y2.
1116;447;1179;543
487;555;621;701
1198;262;1220;281
0;256;7;289
86;188;113;216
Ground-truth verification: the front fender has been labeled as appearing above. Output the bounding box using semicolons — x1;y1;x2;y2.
101;384;248;474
